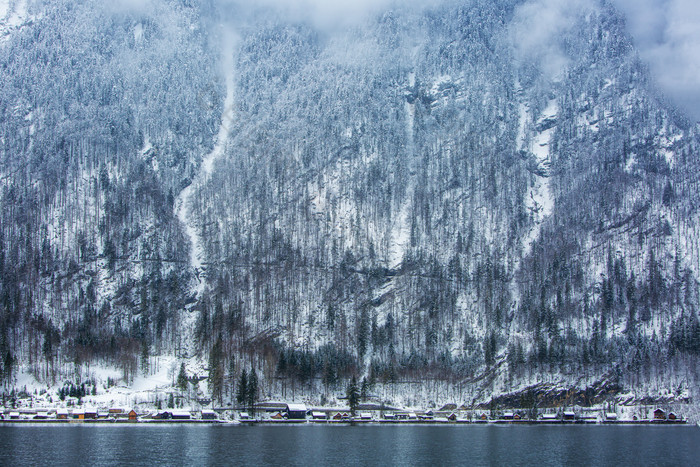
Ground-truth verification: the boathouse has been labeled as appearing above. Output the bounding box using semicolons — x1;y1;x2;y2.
73;409;85;420
57;409;69;420
563;411;576;421
312;411;327;420
286;404;307;420
172;411;191;420
653;409;666;420
201;409;217;420
668;412;678;421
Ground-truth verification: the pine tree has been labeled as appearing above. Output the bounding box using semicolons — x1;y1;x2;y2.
177;363;188;392
360;377;369;401
346;375;360;416
358;309;370;360
140;341;150;377
209;335;224;405
236;369;248;407
247;369;258;413
228;356;236;403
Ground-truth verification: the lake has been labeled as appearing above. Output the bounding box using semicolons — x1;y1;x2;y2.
1;424;698;466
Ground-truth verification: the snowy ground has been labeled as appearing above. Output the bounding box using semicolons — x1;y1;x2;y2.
522;99;556;255
173;32;237;358
0;0;30;42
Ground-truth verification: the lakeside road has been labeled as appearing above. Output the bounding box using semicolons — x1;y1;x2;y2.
0;418;688;425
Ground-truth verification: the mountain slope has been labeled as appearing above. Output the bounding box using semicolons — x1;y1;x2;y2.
1;0;699;410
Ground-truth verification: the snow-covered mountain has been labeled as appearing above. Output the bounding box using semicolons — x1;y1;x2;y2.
1;0;699;411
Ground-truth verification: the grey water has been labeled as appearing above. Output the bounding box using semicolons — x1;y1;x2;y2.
0;424;698;466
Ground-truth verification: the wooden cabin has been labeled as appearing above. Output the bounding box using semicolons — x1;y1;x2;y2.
480;413;488;421
285;404;307;420
668;412;678;421
56;409;69;420
514;413;521;420
171;411;191;420
128;410;138;421
84;408;97;420
201;410;217;420
563;412;576;421
153;411;171;420
271;412;285;420
653;409;666;420
73;409;85;420
503;412;514;420
447;413;458;421
312;411;327;420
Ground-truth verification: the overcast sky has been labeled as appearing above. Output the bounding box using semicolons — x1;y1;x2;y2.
611;0;700;121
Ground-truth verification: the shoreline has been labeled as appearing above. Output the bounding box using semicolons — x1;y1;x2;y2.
0;419;688;426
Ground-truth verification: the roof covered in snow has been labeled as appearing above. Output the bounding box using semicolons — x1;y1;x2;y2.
286;404;307;412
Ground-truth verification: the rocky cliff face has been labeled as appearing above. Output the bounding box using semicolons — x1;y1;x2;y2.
1;0;699;407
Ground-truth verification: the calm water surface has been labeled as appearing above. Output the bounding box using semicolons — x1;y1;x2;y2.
0;424;697;466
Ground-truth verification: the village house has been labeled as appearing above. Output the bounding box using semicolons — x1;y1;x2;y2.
653;408;666;420
171;411;191;420
285;404;307;420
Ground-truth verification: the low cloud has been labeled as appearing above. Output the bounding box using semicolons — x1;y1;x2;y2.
510;0;594;80
612;0;700;120
214;0;443;31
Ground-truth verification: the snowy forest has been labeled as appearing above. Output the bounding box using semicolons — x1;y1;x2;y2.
1;0;700;408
